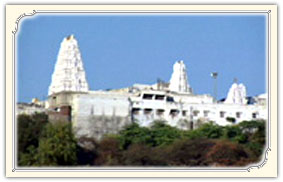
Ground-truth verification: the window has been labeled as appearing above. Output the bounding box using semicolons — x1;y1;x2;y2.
142;94;153;100
132;108;141;115
166;96;174;102
170;109;179;117
155;95;165;100
193;110;199;117
252;112;258;119
236;112;242;118
203;110;209;117
182;110;187;116
156;109;165;116
144;108;153;115
220;111;225;118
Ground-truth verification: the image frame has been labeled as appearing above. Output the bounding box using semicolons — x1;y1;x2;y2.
5;4;278;177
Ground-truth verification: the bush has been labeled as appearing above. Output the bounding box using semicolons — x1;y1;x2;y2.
165;139;216;166
150;121;183;146
77;137;98;165
205;140;250;166
95;136;122;165
184;122;224;139
122;144;167;166
223;125;248;143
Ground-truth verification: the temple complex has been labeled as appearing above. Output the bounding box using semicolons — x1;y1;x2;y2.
44;35;267;139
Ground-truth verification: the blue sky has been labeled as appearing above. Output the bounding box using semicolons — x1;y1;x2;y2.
17;14;266;102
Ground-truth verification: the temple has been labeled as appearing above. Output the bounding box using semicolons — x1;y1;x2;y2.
44;35;267;139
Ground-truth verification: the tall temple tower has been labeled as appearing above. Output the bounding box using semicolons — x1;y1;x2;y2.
48;35;89;95
169;60;192;94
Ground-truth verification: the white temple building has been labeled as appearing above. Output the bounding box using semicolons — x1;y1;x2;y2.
46;35;267;139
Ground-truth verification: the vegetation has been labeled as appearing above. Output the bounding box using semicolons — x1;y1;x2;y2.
18;113;266;167
18;113;77;166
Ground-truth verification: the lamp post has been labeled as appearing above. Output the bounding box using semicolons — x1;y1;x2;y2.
211;72;218;102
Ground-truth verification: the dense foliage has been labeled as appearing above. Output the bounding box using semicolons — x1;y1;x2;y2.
18;113;77;166
18;114;266;167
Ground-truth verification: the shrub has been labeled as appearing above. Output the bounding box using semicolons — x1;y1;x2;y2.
122;144;167;166
205;140;250;166
95;136;122;165
165;139;216;166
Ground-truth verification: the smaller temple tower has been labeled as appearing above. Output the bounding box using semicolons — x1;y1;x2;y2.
224;80;247;104
169;60;192;94
48;35;89;96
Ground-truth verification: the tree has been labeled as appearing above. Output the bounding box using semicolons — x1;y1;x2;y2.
239;120;266;158
35;122;78;166
184;122;224;139
17;113;48;163
150;121;183;146
223;125;248;144
119;123;153;149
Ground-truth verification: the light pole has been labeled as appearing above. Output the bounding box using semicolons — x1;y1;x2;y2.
211;72;218;102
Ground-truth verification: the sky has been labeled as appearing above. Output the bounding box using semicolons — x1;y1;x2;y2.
17;14;266;102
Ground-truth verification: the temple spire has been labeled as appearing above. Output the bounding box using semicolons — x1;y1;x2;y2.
48;35;89;95
169;60;192;93
224;81;247;104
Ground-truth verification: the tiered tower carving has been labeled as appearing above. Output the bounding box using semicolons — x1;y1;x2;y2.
48;35;89;95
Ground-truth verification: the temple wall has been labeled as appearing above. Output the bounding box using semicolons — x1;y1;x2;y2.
71;92;132;139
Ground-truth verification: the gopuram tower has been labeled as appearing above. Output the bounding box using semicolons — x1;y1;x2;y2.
169;60;192;94
48;35;89;95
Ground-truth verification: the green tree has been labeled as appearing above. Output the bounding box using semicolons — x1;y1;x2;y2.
184;122;224;139
17;113;48;153
35;122;78;166
17;113;48;163
239;120;266;158
223;125;248;144
119;123;153;149
150;121;183;146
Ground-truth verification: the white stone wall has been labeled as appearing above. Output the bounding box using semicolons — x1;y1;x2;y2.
71;92;132;138
17;104;46;115
130;90;267;128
